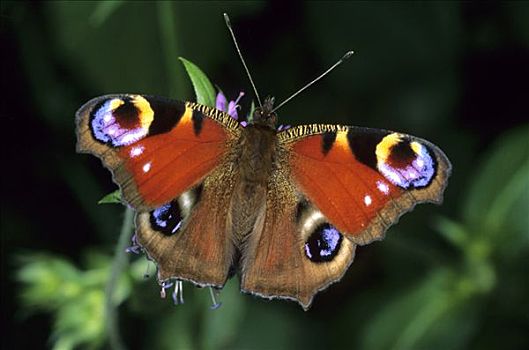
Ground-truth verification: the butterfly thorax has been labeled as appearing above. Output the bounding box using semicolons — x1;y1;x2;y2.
229;123;277;244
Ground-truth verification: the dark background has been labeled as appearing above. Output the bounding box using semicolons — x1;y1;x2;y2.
2;1;528;349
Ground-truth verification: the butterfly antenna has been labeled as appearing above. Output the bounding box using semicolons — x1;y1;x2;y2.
224;13;263;108
271;51;355;113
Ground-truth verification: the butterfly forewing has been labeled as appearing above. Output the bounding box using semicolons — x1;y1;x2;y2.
76;94;240;210
279;124;451;245
77;94;242;288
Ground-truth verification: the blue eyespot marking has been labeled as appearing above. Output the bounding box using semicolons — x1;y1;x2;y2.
150;201;182;236
377;137;436;189
304;224;343;263
91;97;149;146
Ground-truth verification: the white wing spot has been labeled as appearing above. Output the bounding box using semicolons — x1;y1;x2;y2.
377;180;390;195
142;162;151;173
130;146;144;157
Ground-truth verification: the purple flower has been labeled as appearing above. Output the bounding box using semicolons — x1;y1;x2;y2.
216;91;245;120
216;91;228;112
215;91;291;131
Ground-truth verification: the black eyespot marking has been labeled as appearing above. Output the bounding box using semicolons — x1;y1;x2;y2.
147;97;186;136
193;183;204;203
388;139;416;166
150;200;182;236
304;223;343;263
321;132;337;155
377;134;438;189
89;96;147;146
113;97;139;128
347;129;386;170
192;109;204;136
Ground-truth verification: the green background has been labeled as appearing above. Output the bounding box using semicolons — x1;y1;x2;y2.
3;1;528;349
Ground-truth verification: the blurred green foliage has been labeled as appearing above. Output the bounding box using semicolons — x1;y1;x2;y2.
4;1;528;350
17;252;133;350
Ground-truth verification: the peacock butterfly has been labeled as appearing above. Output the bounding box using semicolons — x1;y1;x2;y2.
76;17;451;310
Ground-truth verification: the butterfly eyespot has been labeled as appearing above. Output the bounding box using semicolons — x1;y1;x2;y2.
150;200;182;236
376;133;436;189
90;95;154;146
304;223;343;263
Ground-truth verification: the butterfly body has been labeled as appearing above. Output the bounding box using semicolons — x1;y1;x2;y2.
230;97;282;238
77;93;451;309
230;124;275;244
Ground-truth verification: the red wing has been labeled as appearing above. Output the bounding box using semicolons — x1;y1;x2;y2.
76;94;240;210
279;125;451;245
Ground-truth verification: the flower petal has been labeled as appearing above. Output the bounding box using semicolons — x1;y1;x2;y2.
216;92;228;112
228;101;238;120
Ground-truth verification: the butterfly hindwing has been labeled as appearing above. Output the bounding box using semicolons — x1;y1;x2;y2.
76;94;240;210
279;124;451;245
135;159;238;287
240;151;356;309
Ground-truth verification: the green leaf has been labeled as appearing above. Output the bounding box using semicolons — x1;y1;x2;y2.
484;161;529;235
17;255;82;308
16;252;134;350
98;190;121;204
361;270;478;350
463;125;529;229
179;57;216;107
53;289;106;350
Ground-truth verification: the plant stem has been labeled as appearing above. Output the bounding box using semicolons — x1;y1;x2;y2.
105;206;134;350
157;1;185;97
